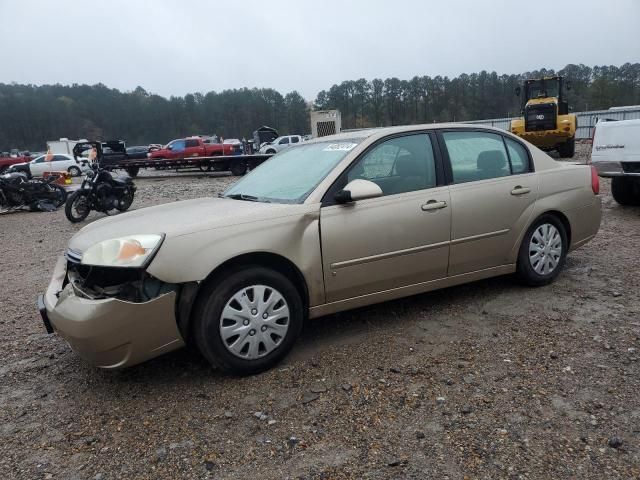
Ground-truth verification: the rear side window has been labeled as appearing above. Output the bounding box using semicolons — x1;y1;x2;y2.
505;138;530;174
291;137;299;144
442;131;510;183
53;155;68;162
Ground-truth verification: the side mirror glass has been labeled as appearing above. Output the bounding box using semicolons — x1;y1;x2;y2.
514;86;521;96
335;179;383;204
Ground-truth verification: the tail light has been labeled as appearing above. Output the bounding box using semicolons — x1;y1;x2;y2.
590;165;599;195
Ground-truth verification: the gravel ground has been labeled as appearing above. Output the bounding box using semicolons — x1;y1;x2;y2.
1;142;639;479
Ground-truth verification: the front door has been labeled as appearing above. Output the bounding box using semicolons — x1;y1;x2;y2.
439;130;539;275
320;133;451;303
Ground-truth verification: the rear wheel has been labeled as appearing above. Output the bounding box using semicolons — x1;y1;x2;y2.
611;177;640;205
49;184;67;208
65;190;91;222
193;266;304;375
557;137;575;158
516;214;567;286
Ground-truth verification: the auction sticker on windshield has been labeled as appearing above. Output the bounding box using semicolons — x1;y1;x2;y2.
323;143;358;152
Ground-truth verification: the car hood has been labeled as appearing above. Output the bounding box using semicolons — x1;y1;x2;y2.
68;197;304;252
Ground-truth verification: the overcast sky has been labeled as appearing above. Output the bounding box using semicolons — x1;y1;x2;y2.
1;0;638;101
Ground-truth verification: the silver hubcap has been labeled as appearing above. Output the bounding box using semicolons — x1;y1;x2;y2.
529;223;562;275
219;285;290;359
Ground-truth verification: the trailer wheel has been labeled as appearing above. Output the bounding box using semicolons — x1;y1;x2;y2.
126;166;139;177
230;162;247;176
199;161;212;172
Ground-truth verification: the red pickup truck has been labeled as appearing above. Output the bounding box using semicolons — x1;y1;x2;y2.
0;154;32;173
148;137;234;160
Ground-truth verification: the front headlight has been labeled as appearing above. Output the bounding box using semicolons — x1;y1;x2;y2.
81;234;164;268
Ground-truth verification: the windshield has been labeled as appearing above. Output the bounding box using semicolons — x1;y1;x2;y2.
224;140;361;203
526;79;560;100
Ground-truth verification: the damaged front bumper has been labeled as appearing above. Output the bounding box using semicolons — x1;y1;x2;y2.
39;256;185;368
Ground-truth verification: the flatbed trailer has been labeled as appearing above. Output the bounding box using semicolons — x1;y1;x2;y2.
103;153;273;177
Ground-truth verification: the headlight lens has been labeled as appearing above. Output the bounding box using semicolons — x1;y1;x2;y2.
81;234;164;267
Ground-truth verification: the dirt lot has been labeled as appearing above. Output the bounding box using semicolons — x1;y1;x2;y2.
1;143;639;479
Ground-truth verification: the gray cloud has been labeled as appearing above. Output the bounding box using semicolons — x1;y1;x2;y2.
1;0;638;100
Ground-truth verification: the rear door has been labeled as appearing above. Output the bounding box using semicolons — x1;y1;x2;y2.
438;129;538;275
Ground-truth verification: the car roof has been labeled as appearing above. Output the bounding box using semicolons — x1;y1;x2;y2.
304;122;505;144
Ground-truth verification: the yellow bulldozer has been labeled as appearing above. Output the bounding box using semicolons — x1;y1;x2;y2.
510;76;577;158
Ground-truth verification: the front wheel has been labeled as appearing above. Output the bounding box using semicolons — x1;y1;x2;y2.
116;187;135;211
68;166;81;177
65;190;91;223
193;267;304;375
516;215;568;286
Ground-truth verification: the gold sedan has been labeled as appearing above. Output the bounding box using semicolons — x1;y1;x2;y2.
39;124;601;375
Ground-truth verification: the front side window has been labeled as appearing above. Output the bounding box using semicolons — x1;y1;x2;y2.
53;155;67;162
224;140;362;203
185;139;199;148
347;134;436;196
170;140;186;151
33;156;45;164
279;138;290;145
443;131;511;183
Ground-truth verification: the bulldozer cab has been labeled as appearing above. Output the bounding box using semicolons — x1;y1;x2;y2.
517;76;570;115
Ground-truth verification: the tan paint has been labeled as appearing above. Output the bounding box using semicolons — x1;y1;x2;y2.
44;123;602;369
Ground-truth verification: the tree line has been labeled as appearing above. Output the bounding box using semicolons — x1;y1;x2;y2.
314;63;640;130
1;63;638;151
0;84;309;151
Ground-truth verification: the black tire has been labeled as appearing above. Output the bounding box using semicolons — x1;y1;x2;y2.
116;187;135;212
68;166;81;177
516;214;568;286
265;149;276;155
611;177;640;206
65;190;91;223
557;137;575;158
193;266;304;375
230;162;247;176
49;184;67;208
126;167;140;177
199;161;212;172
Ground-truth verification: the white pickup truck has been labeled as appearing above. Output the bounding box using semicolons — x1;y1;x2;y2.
590;119;640;205
259;135;303;154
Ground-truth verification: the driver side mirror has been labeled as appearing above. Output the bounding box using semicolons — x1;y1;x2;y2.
167;145;173;150
335;179;383;204
514;86;521;97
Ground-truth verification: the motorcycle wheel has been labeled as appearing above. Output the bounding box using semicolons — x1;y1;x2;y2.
116;187;135;212
0;188;9;213
65;191;91;223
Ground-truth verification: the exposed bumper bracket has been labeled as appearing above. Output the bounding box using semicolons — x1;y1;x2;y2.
37;294;54;334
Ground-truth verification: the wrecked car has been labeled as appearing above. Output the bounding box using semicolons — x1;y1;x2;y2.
39;124;601;375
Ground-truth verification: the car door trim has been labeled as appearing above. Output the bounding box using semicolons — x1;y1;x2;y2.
450;228;510;245
330;239;451;270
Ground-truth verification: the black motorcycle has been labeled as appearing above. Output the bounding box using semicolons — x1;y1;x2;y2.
0;172;67;212
65;163;136;222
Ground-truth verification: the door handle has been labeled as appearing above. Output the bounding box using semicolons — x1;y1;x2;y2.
421;200;447;211
511;186;531;196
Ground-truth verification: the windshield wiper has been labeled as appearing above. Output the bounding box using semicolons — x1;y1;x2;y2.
222;193;261;202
